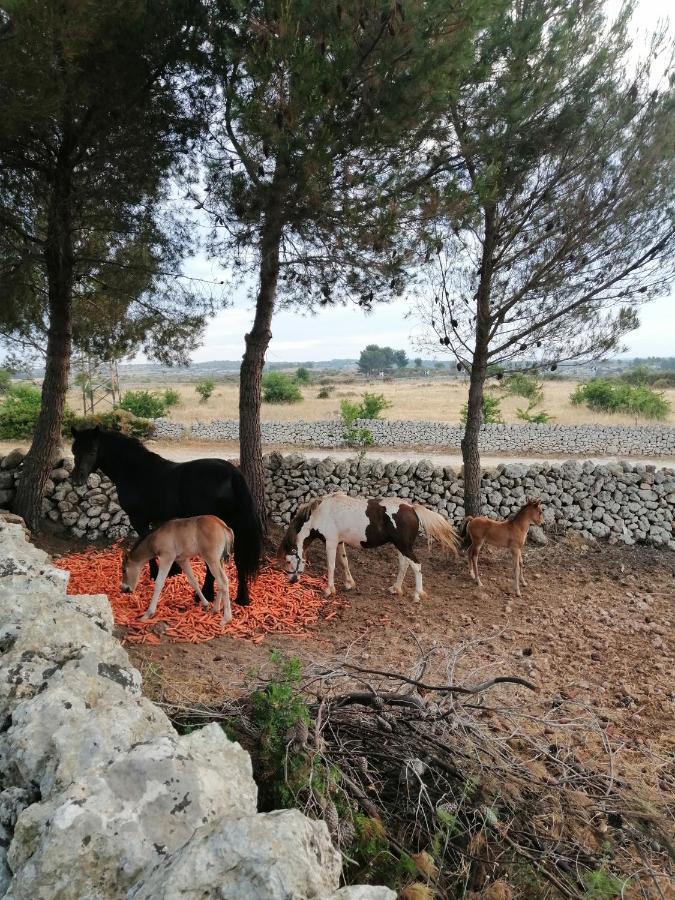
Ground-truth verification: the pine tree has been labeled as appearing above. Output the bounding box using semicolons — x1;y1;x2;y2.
416;0;675;515
202;0;488;520
0;0;210;528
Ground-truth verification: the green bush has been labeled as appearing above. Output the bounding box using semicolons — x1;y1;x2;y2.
118;389;167;418
571;379;670;421
295;367;311;385
262;372;302;404
460;393;504;425
195;378;216;403
503;372;544;404
0;384;44;438
0;370;12;394
517;406;553;424
338;393;390;456
317;386;333;399
163;388;181;408
67;409;154;439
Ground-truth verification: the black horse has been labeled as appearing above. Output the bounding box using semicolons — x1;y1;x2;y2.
70;427;262;606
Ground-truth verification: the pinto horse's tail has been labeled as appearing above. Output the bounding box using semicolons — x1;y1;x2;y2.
413;505;460;557
228;468;263;606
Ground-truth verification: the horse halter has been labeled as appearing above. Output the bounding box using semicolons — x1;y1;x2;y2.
288;546;303;576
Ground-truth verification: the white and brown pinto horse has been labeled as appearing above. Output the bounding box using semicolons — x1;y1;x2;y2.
279;492;460;601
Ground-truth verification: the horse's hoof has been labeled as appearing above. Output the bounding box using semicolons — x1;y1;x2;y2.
323;587;336;598
418;590;428;600
235;595;251;607
389;585;402;595
344;581;356;591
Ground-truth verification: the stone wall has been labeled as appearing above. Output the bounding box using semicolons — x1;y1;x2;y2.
0;518;394;900
1;449;673;548
153;418;675;456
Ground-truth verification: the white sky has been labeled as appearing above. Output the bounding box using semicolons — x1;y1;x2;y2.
185;0;674;364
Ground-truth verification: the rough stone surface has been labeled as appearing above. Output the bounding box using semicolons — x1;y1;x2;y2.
127;809;342;900
0;522;386;899
1;451;672;549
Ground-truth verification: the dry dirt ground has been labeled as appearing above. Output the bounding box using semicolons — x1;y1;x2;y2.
96;531;675;771
70;376;675;427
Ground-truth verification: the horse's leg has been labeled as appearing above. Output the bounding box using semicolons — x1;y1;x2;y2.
339;543;356;590
140;556;173;621
206;557;232;625
511;548;521;597
389;551;409;595
408;556;425;601
324;541;338;597
519;549;527;587
179;559;210;609
199;566;216;604
472;540;484;587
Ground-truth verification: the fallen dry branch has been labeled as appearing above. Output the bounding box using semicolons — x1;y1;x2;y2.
167;644;674;898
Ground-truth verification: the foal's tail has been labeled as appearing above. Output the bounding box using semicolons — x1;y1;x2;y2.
228;469;263;606
413;505;460;557
458;516;474;551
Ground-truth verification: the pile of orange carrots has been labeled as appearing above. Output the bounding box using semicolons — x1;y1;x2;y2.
54;546;333;645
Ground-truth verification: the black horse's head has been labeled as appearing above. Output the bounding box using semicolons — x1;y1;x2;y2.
71;425;100;485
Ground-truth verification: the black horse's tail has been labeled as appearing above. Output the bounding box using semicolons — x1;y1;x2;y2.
228;468;263;606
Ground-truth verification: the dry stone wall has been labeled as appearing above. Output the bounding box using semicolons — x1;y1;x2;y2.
1;449;673;549
0;518;394;900
153;418;675;456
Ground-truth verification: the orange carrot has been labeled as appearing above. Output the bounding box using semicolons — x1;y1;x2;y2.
54;543;333;645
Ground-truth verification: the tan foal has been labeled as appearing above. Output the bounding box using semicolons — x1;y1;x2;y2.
122;515;234;623
463;499;544;597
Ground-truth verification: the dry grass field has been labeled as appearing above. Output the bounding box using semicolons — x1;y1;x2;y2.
75;376;675;426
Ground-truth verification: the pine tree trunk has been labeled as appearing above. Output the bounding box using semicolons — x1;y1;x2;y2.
461;205;496;518
239;202;283;533
14;170;73;531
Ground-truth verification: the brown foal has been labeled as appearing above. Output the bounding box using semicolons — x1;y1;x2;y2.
463;499;544;597
121;515;234;623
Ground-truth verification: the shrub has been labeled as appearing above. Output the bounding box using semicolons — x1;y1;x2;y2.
460;394;504;425
571;379;670;421
358;392;391;419
262;372;302;404
163;388;181;408
295;367;311;385
195;378;216;403
118;389;167;418
317;386;333;399
0;384;44;438
67;409;154;439
503;372;544;404
0;369;12;394
517;406;553;424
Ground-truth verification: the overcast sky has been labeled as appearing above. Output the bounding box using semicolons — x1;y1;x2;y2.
185;0;674;364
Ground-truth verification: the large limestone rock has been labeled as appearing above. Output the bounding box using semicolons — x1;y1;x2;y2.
7;726;256;900
128;809;341;900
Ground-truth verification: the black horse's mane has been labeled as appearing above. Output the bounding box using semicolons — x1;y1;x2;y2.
98;429;152;456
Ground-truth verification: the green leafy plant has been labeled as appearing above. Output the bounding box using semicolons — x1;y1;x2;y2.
163;388;181;408
295;367;311;385
503;372;544;404
460;394;504;425
262;372;303;404
339;392;390;457
0;369;13;394
118;389;167;418
571;379;670;421
517;406;553;424
582;865;624;899
0;384;46;438
195;378;216;403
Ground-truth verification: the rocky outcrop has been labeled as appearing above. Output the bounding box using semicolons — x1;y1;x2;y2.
0;521;395;900
152;417;675;456
1;450;673;548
